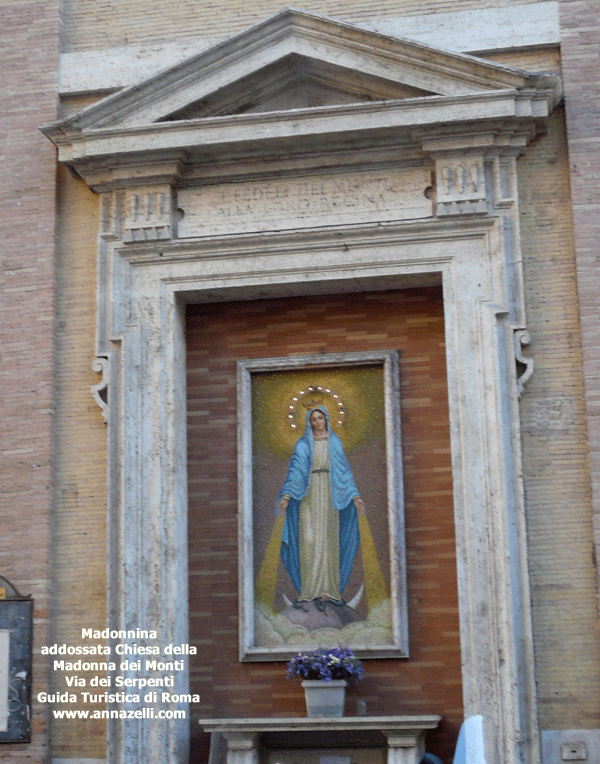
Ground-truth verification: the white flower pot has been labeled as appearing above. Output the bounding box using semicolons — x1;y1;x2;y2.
301;679;347;717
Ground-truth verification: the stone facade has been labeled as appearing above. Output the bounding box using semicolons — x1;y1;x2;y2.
1;2;599;764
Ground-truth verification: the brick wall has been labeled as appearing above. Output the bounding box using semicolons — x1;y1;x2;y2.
187;288;462;760
60;0;542;52
559;0;600;614
518;106;600;729
0;0;60;759
50;166;108;757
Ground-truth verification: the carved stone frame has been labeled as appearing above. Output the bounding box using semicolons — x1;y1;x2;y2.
91;215;533;764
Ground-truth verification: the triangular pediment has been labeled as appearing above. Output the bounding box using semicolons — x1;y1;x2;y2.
52;8;538;132
162;52;435;120
41;7;562;187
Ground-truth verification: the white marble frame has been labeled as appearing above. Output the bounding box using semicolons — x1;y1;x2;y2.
98;213;537;764
236;349;407;661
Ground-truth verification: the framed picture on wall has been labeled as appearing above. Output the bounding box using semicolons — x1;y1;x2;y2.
237;350;408;661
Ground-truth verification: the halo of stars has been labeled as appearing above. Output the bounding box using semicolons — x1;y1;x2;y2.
287;385;346;430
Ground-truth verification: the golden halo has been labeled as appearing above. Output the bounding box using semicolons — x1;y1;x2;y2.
251;366;384;457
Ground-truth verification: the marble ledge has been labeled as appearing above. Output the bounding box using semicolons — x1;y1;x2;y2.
199;715;442;734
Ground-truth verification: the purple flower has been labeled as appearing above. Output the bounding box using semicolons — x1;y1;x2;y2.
287;647;365;682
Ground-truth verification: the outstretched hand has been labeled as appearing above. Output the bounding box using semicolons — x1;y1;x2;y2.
354;496;366;515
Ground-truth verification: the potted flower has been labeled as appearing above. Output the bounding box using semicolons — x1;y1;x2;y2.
287;647;364;717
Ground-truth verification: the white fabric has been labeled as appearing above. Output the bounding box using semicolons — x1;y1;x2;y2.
298;438;340;601
453;716;487;764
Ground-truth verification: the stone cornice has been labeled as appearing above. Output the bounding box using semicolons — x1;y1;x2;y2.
41;9;561;192
42;86;560;190
117;216;495;264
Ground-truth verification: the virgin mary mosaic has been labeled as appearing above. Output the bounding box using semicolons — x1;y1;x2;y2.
251;364;399;651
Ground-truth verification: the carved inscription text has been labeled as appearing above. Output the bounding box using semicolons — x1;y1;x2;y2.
177;168;431;237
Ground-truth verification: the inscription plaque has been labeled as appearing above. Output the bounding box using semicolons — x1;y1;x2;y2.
178;168;431;237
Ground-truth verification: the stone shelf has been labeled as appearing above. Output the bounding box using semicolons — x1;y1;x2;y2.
199;715;442;764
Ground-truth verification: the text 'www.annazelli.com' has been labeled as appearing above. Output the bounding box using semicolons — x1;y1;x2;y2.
52;708;186;719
